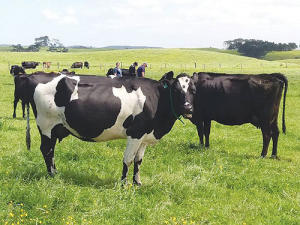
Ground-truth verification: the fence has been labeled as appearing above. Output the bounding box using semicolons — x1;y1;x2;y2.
8;61;300;75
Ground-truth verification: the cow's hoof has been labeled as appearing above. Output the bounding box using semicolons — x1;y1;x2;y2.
13;115;16;118
271;155;279;160
47;173;55;178
133;180;142;186
260;154;267;158
121;179;128;187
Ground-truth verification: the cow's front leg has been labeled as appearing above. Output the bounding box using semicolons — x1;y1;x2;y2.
121;137;143;185
133;143;147;186
40;134;57;176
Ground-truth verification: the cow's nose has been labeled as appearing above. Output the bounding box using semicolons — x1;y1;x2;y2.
184;102;193;112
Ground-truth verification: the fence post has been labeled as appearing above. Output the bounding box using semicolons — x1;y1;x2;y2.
185;64;186;71
219;63;222;68
241;63;243;69
194;62;197;69
165;63;166;68
105;63;106;73
204;64;206;70
8;63;10;70
57;62;59;69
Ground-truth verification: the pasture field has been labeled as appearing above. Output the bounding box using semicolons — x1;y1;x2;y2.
0;49;300;224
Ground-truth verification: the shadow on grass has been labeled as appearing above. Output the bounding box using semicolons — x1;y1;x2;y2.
0;116;26;121
58;169;117;189
13;168;117;189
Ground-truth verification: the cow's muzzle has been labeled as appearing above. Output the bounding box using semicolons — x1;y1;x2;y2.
182;102;193;119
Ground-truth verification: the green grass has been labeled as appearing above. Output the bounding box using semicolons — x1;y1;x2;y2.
264;50;300;61
1;49;300;224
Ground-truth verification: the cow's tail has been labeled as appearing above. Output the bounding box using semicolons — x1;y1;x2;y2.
273;73;288;134
25;78;31;150
26;102;31;150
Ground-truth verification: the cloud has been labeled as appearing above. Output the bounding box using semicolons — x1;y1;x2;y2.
43;9;78;25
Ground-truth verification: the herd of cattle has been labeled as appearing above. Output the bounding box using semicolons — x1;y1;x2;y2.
9;63;288;185
19;61;90;70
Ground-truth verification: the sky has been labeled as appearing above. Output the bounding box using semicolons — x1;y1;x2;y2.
1;0;299;48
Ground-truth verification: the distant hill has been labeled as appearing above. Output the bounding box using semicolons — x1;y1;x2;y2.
100;46;162;50
67;45;162;50
67;45;90;49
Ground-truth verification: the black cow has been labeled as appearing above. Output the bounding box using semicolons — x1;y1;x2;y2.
106;68;133;77
84;61;89;69
25;71;197;185
10;65;26;76
22;61;39;69
190;72;288;158
71;62;83;69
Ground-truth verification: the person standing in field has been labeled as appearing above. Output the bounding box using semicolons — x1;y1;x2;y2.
129;62;138;76
113;62;122;77
137;62;147;77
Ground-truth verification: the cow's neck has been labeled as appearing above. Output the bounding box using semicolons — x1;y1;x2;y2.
152;88;180;139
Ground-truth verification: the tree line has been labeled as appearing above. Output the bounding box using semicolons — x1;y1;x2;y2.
224;38;298;58
12;36;68;52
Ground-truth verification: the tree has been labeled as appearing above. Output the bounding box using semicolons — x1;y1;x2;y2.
12;44;24;52
34;36;50;47
237;40;268;58
224;39;298;58
48;38;68;52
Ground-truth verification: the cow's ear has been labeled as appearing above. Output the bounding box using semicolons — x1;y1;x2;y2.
191;72;198;84
159;71;174;81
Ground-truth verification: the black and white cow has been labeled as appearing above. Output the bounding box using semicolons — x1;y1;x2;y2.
10;65;26;76
25;71;198;185
190;72;288;157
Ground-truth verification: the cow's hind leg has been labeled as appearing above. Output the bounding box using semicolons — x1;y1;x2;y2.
271;121;280;158
260;125;272;157
13;97;19;118
133;143;147;186
204;120;211;148
40;135;57;176
121;137;143;185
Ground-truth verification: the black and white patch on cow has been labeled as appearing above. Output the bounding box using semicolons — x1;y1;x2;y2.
25;71;198;185
34;75;80;139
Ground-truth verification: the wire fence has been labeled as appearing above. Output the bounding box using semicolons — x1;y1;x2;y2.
8;61;300;75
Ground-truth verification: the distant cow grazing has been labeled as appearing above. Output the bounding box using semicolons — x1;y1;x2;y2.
106;68;132;77
84;61;89;69
10;65;26;76
71;62;83;69
22;61;39;69
190;72;288;158
24;71;198;185
43;62;51;68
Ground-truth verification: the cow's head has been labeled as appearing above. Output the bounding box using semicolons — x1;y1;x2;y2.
160;71;198;119
10;65;26;76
